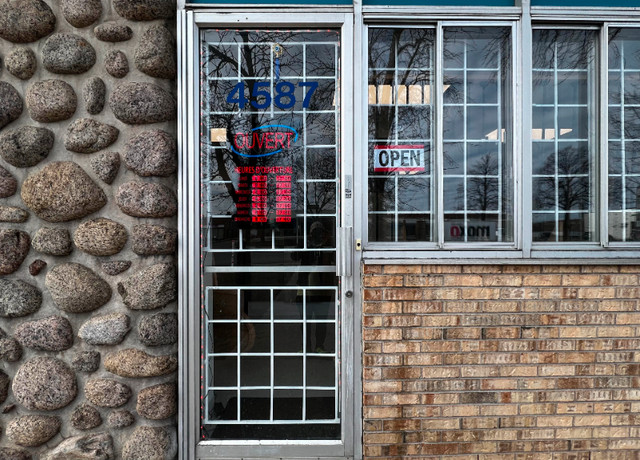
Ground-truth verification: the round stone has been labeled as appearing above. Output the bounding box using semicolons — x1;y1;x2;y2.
71;403;102;430
137;382;176;420
72;350;100;373
29;259;46;275
32;227;72;256
0;335;23;362
134;25;176;79
0;125;54;167
116;182;177;218
5;47;36;80
0;81;23;129
74;218;128;256
0;229;30;275
42;433;113;460
0;278;41;317
0;447;32;460
0;369;9;404
107;410;134;428
90;151;120;184
138;312;177;347
46;263;112;313
132;224;177;256
104;348;177;378
22;161;107;222
65;118;119;154
15;315;74;351
123;426;174;460
85;378;131;408
118;263;177;310
42;33;96;75
26;80;77;123
0;205;28;222
61;0;102;28
113;0;174;21
109;82;176;124
83;77;106;115
101;260;131;276
0;0;56;43
94;22;132;42
78;312;130;345
7;415;61;447
124;130;177;177
13;356;77;411
0;165;17;197
105;50;128;78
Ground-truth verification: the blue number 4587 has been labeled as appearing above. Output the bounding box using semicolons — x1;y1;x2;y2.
226;81;319;110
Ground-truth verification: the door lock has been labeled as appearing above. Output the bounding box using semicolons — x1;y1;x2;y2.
345;291;353;298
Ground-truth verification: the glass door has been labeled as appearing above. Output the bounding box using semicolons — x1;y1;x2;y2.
197;23;351;456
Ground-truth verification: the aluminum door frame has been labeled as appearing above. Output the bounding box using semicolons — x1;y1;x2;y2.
178;10;358;460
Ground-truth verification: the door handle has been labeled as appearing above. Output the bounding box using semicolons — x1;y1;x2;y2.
336;226;352;277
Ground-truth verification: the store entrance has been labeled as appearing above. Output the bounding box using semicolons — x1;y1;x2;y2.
199;27;343;442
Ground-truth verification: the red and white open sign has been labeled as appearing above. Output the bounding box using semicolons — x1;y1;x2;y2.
374;145;425;172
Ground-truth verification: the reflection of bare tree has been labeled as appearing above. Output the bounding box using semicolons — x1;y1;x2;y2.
466;154;499;214
368;28;433;140
202;30;338;209
535;145;591;240
533;29;595;69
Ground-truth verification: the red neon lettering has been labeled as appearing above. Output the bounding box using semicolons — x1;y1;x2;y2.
274;132;285;149
264;132;275;149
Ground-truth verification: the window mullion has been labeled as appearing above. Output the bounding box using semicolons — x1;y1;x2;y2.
521;6;533;256
436;21;445;248
601;23;609;247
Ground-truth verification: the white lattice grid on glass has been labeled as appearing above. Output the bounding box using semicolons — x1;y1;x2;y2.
200;33;341;426
201;36;340;254
532;36;596;242
203;286;340;424
442;35;505;242
367;30;434;242
609;32;640;242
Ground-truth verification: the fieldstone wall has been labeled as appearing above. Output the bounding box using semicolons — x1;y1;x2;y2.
0;0;178;458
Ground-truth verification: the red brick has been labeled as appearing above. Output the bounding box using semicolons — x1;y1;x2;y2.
383;265;421;274
363;275;403;287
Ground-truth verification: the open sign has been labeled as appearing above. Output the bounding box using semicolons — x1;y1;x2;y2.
374;145;425;172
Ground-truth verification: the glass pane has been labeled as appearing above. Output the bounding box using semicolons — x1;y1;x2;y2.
367;27;435;242
443;27;513;243
609;28;640;242
200;28;341;441
532;29;597;243
274;390;303;420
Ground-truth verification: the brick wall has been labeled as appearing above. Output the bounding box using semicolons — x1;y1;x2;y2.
362;264;640;460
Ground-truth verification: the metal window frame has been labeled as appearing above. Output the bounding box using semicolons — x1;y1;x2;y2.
359;6;640;262
604;23;640;247
179;10;358;460
361;19;520;252
529;25;601;245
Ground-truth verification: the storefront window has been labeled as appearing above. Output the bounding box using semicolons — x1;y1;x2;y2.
532;29;598;242
368;27;435;242
443;27;513;243
609;28;640;242
367;26;513;244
